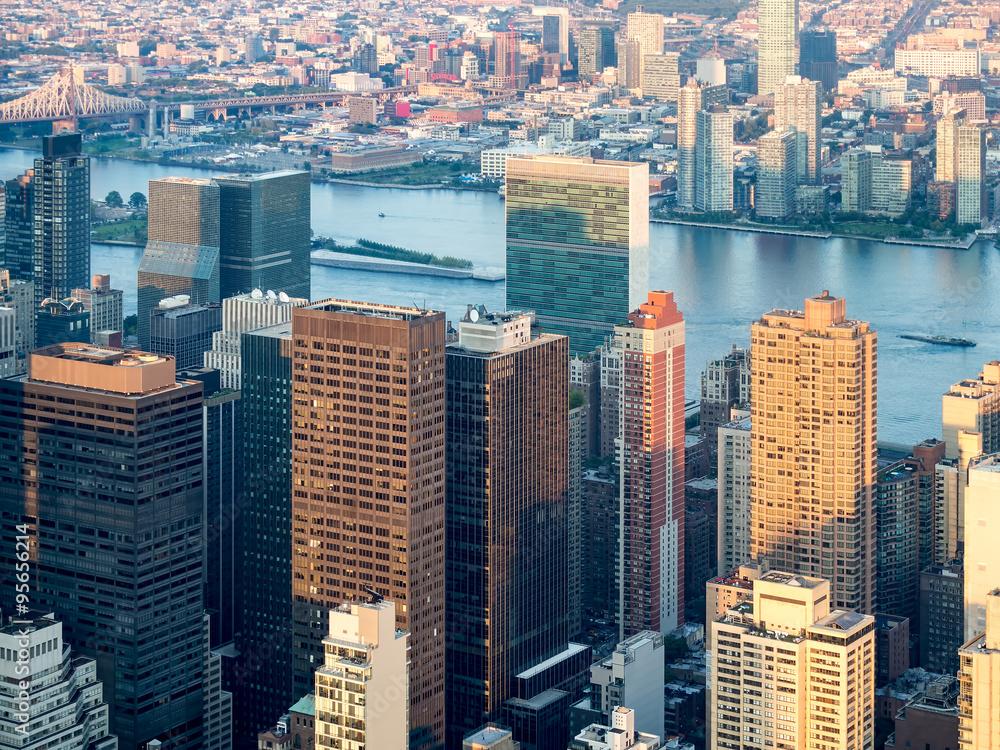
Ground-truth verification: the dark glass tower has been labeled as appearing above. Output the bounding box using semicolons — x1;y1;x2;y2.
148;301;223;369
445;309;570;747
0;344;205;750
216;172;311;301
32;133;90;307
578;22;616;77
799;30;838;92
236;322;294;739
4;171;34;280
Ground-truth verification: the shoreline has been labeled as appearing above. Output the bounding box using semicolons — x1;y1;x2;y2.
653;217;978;250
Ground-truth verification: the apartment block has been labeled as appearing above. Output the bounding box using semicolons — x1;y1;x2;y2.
717;411;752;573
755;130;797;220
773;75;821;185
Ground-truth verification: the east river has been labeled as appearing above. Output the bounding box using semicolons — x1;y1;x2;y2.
1;147;998;444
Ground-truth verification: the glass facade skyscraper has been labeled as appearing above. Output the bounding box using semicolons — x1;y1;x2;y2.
4;171;34;281
32;133;90;307
0;344;206;750
445;310;570;747
505;156;649;355
216;171;311;301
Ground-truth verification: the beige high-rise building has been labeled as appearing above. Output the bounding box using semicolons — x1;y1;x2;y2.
677;81;728;209
641;51;680;101
750;292;877;613
696;107;734;212
709;571;876;750
935;108;966;183
958;589;1000;750
956;123;986;227
626;11;664;78
755;130;798;220
315;599;409;750
758;0;799;95
963;454;1000;643
773;75;822;185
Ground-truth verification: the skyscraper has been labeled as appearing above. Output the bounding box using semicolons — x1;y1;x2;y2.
709;572;875;750
216;171;311;300
72;274;123;343
677;81;728;209
0;269;34;367
958;589;1000;749
505;156;649;355
875;461;921;623
32;134;89;308
626;10;664;79
695;107;734;212
773;75;822;185
4;170;33;280
641;52;680;101
750;292;877;614
757;0;798;95
963;454;1000;643
149;299;223;369
755;130;798;220
0;344;206;749
935;108;966;184
493;31;522;89
841;149;873;212
955;124;986;227
532;7;570;63
613;291;686;637
289;300;446;749
717;411;752;573
615;39;642;91
445;309;570;745
578;22;616;78
139;177;221;349
239;321;295;735
799;30;838;92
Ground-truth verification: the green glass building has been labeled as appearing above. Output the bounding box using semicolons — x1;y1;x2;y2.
505;156;649;354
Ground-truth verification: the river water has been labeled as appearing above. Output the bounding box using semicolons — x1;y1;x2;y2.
2;147;997;444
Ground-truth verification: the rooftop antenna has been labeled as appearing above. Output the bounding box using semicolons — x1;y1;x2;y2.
363;586;384;604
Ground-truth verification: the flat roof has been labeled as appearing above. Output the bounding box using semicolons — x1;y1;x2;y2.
464;725;510;744
516;642;588;679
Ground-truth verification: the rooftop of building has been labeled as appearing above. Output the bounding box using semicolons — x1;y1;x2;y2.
759;571;825;588
463;724;512;745
289;693;315;718
874;613;909;630
709;573;755;591
504;687;568;710
151;176;215;186
218;169;307;181
811;610;873;634
516;642;589;680
304;298;444;322
969;453;1000;472
0;611;57;637
246;321;292;340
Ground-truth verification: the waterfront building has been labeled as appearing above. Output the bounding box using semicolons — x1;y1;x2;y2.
799;30;838;92
695;107;734;212
493;31;523;89
613;292;686;636
750;292;877;614
919;559;963;674
935;108;965;185
958;589;1000;749
755;130;797;220
700;345;750;453
0;344;205;749
139;177;221;349
578;22;616;79
875;462;920;623
872;154;913;217
708;571;875;750
203;289;308;390
757;0;798;95
927;180;957;221
149;298;223;369
216;171;311;301
4;170;33;280
479;138;592;180
717;411;752;574
0;269;34;367
314;599;409;750
589;632;665;737
505;156;648;354
72;274;123;342
0;613;117;750
625;11;663;79
963;454;1000;643
641;52;680;102
842;149;873;212
445;308;571;746
955;124;985;227
239;321;295;733
31;134;89;309
773;75;821;185
677;81;728;209
289;300;446;748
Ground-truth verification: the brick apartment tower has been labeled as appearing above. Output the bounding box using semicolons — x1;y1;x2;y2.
614;291;686;637
290;301;446;749
750;291;877;614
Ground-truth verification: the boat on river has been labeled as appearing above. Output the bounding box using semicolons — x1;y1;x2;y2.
899;334;976;347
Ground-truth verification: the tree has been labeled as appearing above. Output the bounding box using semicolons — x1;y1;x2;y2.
128;192;147;209
105;191;124;208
